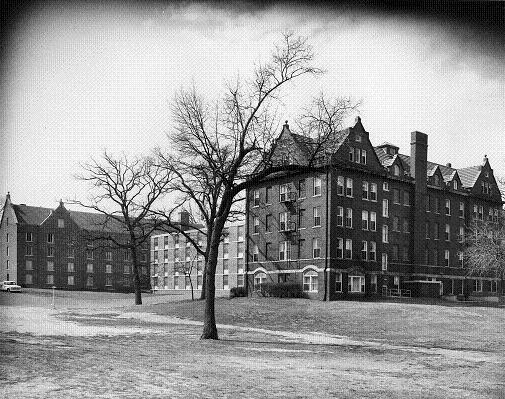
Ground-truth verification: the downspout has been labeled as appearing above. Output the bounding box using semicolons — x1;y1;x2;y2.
244;188;250;296
324;164;330;301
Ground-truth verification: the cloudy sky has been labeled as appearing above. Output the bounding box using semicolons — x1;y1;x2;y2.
1;2;504;209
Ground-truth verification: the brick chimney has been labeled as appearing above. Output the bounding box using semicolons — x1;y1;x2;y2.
410;131;428;272
179;210;191;230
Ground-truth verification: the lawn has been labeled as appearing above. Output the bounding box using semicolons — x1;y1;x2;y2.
1;291;504;398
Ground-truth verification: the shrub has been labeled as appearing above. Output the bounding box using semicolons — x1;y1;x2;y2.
230;286;247;298
257;282;307;298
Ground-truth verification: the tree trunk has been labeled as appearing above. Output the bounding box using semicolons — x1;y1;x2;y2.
200;265;207;300
189;274;194;301
201;267;218;339
131;247;142;305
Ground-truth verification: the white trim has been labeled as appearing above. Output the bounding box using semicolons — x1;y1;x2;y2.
247;266;324;275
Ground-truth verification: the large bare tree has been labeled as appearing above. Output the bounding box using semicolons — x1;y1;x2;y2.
72;152;170;305
158;33;358;339
464;218;505;294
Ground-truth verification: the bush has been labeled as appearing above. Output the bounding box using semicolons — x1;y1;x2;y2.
257;282;307;298
230;286;247;298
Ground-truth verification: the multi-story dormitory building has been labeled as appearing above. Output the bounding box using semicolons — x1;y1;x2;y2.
0;194;150;291
246;118;503;300
150;216;245;295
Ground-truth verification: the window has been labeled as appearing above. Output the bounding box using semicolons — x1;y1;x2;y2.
298;179;306;199
173;275;180;290
87;263;93;273
453;180;458;190
6;246;9;256
444;250;450;267
47;246;54;257
105;276;112;287
253;190;260;207
383;182;389;191
5;233;8;243
337;206;344;226
371;275;377;293
458;226;464;242
58;218;65;228
237;242;244;258
425;221;430;239
279;241;291;260
403;192;410;206
6;260;8;270
222;275;229;290
370;183;377;201
237;226;244;241
153;237;159;250
433;249;438;266
473;279;483;292
337;176;344;195
313;177;322;196
252;244;259;262
47;261;54;271
382;225;389;243
434;175;440;186
369;241;376;261
345;208;352;228
26;260;33;270
313;207;321;227
67;262;75;272
403;218;409;233
237;272;244;287
370;212;377;231
393;189;400;204
435;198;440;214
361;150;367;164
349;146;354;162
67;247;75;258
392;216;399;232
478;205;483;220
424;249;429;264
361;241;368;261
174;234;180;247
473;204;478;219
382;199;389;217
47;233;54;243
445;224;450;241
46;275;54;285
164;236;169;248
279;184;288;202
86;249;93;260
345;239;352;259
25;274;33;285
254;272;266;288
335;273;342;292
491;280;498;293
445;199;451;215
26;246;33;256
266;186;272;204
393;165;400;176
123;265;130;274
362;181;369;200
303;270;318;292
348;276;365;293
266;214;272;232
425;195;431;212
335;238;344;259
154;251;159;263
105;264;112;274
298;209;305;229
402;246;409;261
105;250;112;261
382;253;388;271
87;275;94;287
253;216;260;234
223;243;229;259
392;245;399;261
265;242;271;260
434;223;439;240
346;178;353;197
26;232;33;242
362;210;369;230
312;238;321;258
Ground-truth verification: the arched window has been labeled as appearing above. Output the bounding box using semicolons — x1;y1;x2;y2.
303;270;318;292
393;165;400;176
434;175;440;186
254;272;266;289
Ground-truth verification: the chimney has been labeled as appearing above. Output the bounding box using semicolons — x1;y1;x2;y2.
179;210;190;230
410;131;428;273
446;163;452;168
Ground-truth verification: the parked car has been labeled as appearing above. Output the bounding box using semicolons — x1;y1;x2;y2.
1;281;21;292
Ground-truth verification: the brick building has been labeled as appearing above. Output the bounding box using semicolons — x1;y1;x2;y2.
0;194;150;291
150;222;245;295
246;118;503;300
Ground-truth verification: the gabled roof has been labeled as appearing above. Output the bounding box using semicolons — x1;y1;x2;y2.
69;211;128;233
458;165;482;188
12;205;53;225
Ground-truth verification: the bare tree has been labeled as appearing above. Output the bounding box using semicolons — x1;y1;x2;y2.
158;33;358;339
464;218;505;294
72;151;170;305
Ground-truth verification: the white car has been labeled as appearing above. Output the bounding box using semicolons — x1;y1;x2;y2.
1;281;21;292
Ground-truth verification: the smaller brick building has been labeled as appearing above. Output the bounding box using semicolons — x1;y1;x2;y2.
0;194;150;291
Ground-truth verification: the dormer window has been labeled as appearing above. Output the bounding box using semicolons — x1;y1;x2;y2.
434;175;440;186
453;180;458;190
393;165;400;176
355;134;362;142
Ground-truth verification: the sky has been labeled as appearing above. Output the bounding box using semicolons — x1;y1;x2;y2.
1;1;504;210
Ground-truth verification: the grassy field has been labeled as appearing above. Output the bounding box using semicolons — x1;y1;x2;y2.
1;290;504;398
